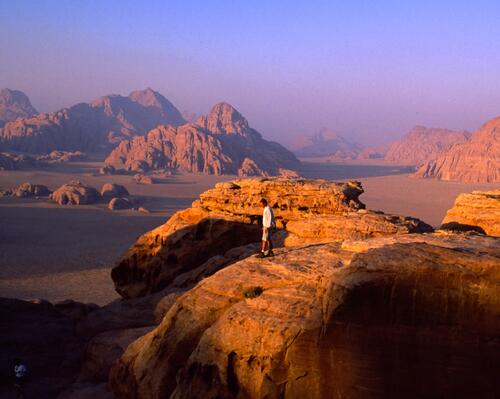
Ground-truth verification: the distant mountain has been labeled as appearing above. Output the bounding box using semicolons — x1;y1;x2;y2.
0;88;38;126
414;116;500;183
0;88;185;153
181;110;200;123
104;102;300;177
290;128;363;159
356;142;392;160
384;126;470;166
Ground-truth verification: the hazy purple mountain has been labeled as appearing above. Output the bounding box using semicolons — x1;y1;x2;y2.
290;128;363;159
0;88;185;153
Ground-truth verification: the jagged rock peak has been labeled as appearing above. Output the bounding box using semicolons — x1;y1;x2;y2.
196;102;250;135
128;87;175;109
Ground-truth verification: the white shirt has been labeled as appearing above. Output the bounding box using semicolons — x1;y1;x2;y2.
262;205;274;228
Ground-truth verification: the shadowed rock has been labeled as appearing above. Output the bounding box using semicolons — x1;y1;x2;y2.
101;183;129;200
12;182;51;197
50;181;101;205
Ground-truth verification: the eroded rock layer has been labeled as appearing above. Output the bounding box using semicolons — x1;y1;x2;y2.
109;232;500;399
111;178;432;298
441;189;500;236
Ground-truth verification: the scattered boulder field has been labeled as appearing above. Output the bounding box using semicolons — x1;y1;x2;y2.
0;150;86;170
0;179;148;212
2;178;499;398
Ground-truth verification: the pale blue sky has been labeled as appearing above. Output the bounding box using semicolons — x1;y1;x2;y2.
1;0;499;144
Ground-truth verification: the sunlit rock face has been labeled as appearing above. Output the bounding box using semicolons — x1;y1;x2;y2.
0;88;185;153
109;232;500;399
384;126;470;166
414;116;500;183
111;178;432;299
441;189;500;236
104;102;301;177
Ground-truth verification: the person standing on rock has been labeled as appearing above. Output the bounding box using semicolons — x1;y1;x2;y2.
257;198;275;258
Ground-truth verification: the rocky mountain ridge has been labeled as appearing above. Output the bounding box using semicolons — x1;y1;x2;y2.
414;116;500;182
104;103;301;177
384;126;470;165
0;88;185;153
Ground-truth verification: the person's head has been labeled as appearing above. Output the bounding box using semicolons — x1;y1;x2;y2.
260;198;268;207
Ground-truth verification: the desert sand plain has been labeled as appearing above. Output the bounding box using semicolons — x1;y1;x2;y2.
0;157;496;305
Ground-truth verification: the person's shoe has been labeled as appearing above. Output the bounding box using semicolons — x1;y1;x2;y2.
255;252;266;258
267;251;275;257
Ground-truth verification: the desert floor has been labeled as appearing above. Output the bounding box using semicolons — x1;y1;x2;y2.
0;159;496;305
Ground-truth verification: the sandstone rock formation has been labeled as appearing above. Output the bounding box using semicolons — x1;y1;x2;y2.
104;103;300;177
108;197;133;210
0;150;84;170
384;126;470;165
109;232;500;399
50;181;101;205
441;189;500;236
133;174;155;184
0;88;185;153
11;182;51;197
289;128;363;159
37;150;87;163
101;183;129;200
111;178;432;298
0;88;38;126
414;116;500;182
0;151;38;170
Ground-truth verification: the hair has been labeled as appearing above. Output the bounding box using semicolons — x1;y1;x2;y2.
260;198;268;206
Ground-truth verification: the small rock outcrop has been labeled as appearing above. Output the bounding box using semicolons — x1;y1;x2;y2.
0;151;38;170
104;103;300;177
37;150;87;163
50;181;101;205
109;232;500;399
414;116;500;182
441;189;500;236
0;88;38;126
111;178;432;299
12;182;51;197
101;183;129;200
133;174;155;184
384;126;470;165
108;197;133;210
